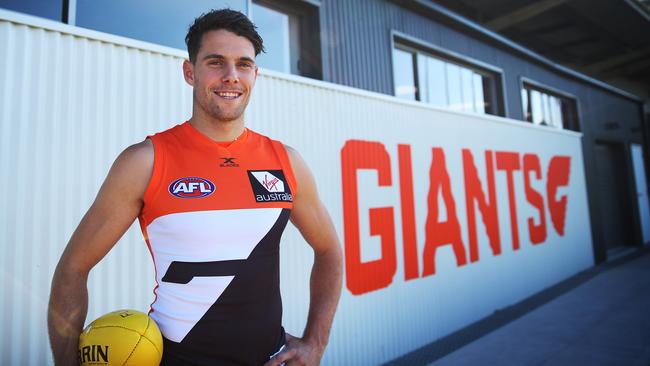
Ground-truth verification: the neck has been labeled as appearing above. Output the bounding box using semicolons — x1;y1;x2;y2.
188;113;245;142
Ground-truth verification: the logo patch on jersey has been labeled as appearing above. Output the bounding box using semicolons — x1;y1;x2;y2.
247;170;293;202
169;177;215;198
220;157;239;168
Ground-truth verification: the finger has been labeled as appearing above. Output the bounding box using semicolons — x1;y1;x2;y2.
263;348;297;366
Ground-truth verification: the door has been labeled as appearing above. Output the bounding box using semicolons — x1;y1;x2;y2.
593;142;635;249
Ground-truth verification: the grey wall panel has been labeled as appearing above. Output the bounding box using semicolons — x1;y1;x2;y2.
321;0;396;94
320;0;642;125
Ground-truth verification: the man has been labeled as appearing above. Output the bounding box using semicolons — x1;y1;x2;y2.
48;9;342;366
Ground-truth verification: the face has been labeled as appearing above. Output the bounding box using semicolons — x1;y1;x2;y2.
183;29;258;124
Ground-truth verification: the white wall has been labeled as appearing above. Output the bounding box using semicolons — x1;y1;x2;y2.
0;10;593;365
631;144;650;244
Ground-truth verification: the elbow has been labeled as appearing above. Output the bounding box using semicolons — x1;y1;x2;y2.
314;242;343;262
51;257;89;292
314;243;343;277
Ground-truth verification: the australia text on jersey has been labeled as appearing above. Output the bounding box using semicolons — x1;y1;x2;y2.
248;170;293;203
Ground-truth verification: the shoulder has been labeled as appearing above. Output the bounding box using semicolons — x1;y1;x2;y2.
118;139;154;168
283;144;304;172
126;138;153;154
105;139;154;198
284;144;298;158
282;144;316;194
253;133;302;171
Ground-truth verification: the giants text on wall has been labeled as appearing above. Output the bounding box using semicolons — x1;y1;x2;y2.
341;140;572;295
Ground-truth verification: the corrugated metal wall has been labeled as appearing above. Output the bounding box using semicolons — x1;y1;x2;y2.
0;15;192;365
1;11;594;365
320;0;642;124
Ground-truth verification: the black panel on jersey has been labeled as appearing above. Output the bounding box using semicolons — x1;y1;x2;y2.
162;260;247;284
161;208;291;365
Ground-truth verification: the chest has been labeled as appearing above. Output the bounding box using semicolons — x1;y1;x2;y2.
146;142;294;220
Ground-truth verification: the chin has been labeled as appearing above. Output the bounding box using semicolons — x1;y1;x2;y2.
211;112;243;123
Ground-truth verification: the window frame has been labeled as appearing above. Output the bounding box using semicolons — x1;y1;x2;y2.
63;0;75;24
519;77;582;132
251;0;322;79
390;30;507;117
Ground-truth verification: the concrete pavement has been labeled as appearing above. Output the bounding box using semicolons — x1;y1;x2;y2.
386;247;650;366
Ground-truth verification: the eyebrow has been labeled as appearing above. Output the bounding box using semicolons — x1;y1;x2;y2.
202;54;256;64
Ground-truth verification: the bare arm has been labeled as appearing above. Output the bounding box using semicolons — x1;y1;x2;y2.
266;147;343;366
48;140;153;365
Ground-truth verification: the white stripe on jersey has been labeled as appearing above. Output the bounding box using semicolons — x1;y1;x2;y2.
146;208;282;342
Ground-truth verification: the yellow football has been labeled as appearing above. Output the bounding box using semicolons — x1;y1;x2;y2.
78;309;163;366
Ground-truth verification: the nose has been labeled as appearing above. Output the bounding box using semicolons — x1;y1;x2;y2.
222;64;239;84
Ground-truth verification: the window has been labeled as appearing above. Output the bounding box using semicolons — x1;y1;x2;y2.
0;0;64;21
392;40;504;116
75;0;247;50
521;80;580;131
251;3;296;74
393;48;417;100
251;0;322;79
3;0;323;78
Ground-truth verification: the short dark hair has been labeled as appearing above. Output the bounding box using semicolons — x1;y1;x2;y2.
185;9;265;63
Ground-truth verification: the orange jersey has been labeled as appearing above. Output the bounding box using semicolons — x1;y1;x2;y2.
138;121;296;365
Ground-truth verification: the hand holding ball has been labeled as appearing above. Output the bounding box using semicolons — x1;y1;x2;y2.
79;309;163;366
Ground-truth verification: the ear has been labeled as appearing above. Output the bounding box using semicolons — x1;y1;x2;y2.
183;60;194;86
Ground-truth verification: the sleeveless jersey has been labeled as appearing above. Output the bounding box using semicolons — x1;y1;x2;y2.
137;122;296;365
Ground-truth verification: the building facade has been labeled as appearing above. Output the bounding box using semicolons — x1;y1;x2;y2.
0;0;648;364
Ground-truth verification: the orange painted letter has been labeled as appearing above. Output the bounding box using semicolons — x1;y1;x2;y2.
398;144;419;280
496;151;521;251
523;154;547;244
463;149;501;262
422;148;467;276
546;156;571;236
341;140;397;295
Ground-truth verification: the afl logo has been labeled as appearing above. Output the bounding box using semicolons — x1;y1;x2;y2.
169;177;215;198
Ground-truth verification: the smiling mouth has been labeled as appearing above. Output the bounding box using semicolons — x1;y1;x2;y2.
214;90;243;99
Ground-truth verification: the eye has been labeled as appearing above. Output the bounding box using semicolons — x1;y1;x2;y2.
208;60;223;66
238;62;254;69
